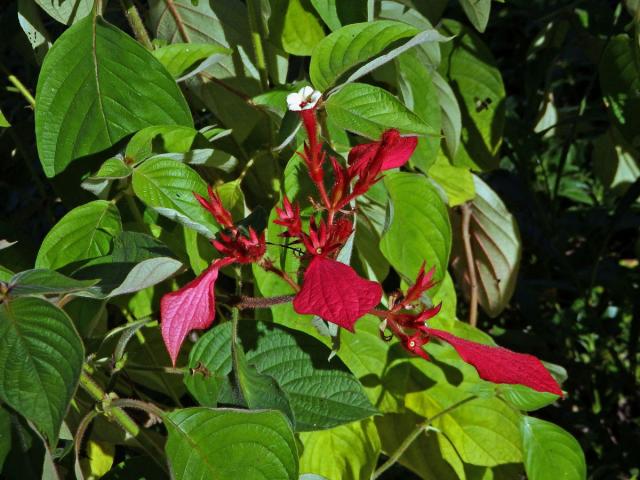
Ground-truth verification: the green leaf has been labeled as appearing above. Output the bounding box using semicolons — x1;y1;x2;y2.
164;408;298;479
432;70;462;159
310;20;418;91
309;0;367;31
35;200;122;270
0;109;9;128
0;405;11;471
152;43;231;78
459;0;492;32
450;175;521;317
126;125;207;163
8;269;98;297
396;50;442;171
35;0;92;25
498;385;559;412
380;172;451;286
428;155;476;206
325;83;433;139
90;158;132;180
35;15;192;177
521;416;586;480
234;339;295;426
599;35;640;149
299;419;380;480
0;297;83;445
132;157;218;237
439;20;505;170
354;183;390;282
280;0;326;56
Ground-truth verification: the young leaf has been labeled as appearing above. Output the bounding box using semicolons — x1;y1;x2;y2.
310;20;418;91
164;408;298;480
380;172;452;287
521;416;586;480
299;419;380;480
0;298;83;446
89;158;132;180
35;15;192;177
450;175;521;317
35;200;122;270
132;157;219;237
325;83;432;139
428;157;476;206
152;43;231;78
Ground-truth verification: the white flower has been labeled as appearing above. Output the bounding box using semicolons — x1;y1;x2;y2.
286;86;322;111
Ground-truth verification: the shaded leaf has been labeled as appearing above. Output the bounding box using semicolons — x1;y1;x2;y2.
152;43;231;78
8;269;98;297
459;0;492;32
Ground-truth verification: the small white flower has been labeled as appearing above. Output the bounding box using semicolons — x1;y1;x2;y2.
286;86;322;111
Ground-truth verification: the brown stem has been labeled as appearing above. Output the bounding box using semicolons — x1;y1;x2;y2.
163;0;191;42
461;203;478;327
233;295;295;309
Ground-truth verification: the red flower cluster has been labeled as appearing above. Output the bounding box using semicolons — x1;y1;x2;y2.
159;88;563;397
161;187;266;364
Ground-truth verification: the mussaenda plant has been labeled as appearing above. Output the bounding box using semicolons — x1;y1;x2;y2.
160;86;562;397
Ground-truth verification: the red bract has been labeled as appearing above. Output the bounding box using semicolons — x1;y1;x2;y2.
161;258;233;365
293;256;382;331
348;129;418;177
402;262;437;306
274;195;302;237
194;186;234;229
424;328;563;396
212;227;266;264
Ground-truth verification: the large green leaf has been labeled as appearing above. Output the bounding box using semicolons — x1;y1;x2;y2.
439;20;505;170
599;35;640;149
450;175;521;317
0;298;83;445
132;157;218;237
35;200;122;270
521;416;586;480
310;20;418;91
396;50;442;171
380;172;451;286
186;322;376;431
164;408;298;480
459;0;492;32
428;154;476;206
279;0;326;56
35;15;192;177
299;419;380;480
325;83;433;139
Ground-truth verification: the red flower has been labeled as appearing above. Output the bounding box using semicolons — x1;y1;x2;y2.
161;257;233;365
194;186;234;229
293;256;382;331
348;129;418;177
274;195;302;237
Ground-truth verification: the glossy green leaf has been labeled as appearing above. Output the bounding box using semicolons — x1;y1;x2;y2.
35;15;192;177
280;0;325;56
521;416;586;480
460;0;492;32
152;43;230;78
132;157;218;237
0;297;83;445
35;200;122;270
310;20;418;91
380;172;451;286
397;50;442;171
35;0;92;25
8;269;98;297
125;125;207;162
450;175;521;317
428;155;476;206
299;419;380;480
234;340;295;425
164;408;298;480
498;384;559;412
325;83;433;139
599;35;640;149
439;20;505;170
90;157;132;180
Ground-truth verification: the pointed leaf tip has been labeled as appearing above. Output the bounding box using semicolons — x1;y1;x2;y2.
293;256;382;331
160;258;232;365
425;328;563;396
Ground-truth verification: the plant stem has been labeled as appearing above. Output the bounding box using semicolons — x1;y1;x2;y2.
78;370;168;472
164;0;191;42
246;0;269;91
371;395;478;479
124;363;186;375
233;294;295;309
111;398;166;419
119;0;153;50
461;203;478;327
7;74;36;108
